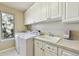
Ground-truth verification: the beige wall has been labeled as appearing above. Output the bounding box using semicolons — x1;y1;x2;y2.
0;4;27;51
0;39;15;51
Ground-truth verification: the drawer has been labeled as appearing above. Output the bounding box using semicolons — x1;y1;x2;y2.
45;52;57;56
44;43;57;54
61;49;79;56
34;39;42;47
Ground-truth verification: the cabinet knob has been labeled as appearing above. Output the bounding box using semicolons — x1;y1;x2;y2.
41;48;42;50
42;49;44;51
41;48;44;51
48;47;50;49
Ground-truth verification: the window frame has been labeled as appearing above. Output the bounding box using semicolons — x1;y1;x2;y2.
0;11;15;40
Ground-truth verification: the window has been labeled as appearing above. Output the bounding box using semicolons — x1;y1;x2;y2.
0;12;14;39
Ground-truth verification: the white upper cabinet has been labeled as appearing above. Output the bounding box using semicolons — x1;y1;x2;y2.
24;2;79;24
66;3;79;19
31;3;41;23
47;2;62;22
62;2;79;23
48;2;59;18
24;2;62;25
24;3;41;25
24;2;48;25
39;3;49;21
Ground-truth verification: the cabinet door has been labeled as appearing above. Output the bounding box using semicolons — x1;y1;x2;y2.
65;2;79;19
59;2;63;17
26;39;33;56
40;3;48;21
48;2;59;18
24;3;40;24
30;3;42;23
24;8;34;24
30;2;48;22
34;46;43;56
34;39;43;56
44;43;57;56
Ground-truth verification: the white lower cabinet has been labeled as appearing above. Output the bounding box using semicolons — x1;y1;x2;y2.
34;39;44;56
58;48;79;56
34;39;79;56
34;39;57;56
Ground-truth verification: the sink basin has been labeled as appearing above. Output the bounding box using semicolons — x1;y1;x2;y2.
39;35;61;43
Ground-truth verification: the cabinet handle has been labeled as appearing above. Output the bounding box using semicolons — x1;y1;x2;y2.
41;48;44;51
47;47;55;51
41;48;42;50
48;47;50;49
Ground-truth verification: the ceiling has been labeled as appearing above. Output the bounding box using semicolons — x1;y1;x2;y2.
1;2;34;11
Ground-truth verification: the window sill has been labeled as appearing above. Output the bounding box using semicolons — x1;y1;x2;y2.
0;38;15;42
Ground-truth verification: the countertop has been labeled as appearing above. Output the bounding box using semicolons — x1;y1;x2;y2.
58;39;79;54
34;35;79;54
15;32;39;39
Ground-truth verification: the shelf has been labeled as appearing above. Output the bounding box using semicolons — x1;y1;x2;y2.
46;16;62;22
62;17;79;24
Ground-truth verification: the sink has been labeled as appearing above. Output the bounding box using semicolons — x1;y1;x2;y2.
39;35;61;43
39;35;52;38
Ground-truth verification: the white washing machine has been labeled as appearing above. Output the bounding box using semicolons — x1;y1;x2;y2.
15;33;37;56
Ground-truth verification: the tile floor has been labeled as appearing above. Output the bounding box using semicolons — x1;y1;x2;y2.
0;49;19;56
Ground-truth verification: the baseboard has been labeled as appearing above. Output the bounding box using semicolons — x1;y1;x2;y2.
0;47;16;54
